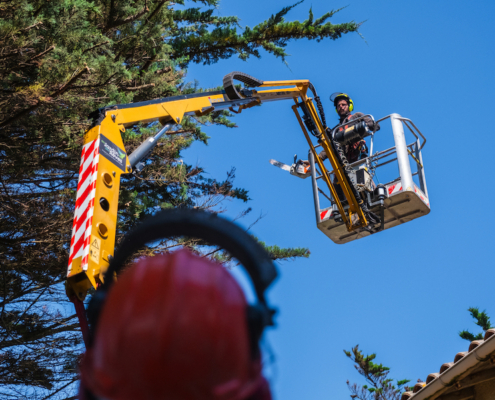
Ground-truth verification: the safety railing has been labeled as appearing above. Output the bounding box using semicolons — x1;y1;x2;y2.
310;113;428;224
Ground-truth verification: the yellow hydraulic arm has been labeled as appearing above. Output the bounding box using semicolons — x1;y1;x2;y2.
66;71;367;300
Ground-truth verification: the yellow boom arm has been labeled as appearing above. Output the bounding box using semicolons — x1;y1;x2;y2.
66;71;366;300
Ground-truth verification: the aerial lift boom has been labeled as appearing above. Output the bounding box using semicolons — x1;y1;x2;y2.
67;71;377;301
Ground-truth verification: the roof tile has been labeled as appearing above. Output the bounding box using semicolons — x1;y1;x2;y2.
401;391;413;400
426;373;439;384
439;362;453;373
453;351;467;363
468;340;483;352
406;332;495;400
484;329;495;340
413;382;426;393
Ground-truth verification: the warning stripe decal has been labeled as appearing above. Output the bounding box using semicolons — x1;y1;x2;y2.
68;138;100;275
320;209;332;221
387;182;402;195
414;185;430;206
387;181;430;207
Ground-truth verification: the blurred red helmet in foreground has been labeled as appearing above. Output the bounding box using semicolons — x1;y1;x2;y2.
80;249;271;400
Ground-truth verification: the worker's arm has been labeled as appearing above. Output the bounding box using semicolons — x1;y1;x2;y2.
350;112;380;132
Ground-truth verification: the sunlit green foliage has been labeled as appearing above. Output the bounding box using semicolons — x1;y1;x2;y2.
344;345;411;400
459;307;493;342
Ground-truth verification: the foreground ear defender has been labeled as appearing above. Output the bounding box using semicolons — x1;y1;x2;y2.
87;208;278;356
330;92;354;113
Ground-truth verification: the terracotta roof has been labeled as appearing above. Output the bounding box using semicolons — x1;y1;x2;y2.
401;329;495;400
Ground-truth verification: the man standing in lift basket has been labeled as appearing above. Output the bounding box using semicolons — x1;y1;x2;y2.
319;92;380;163
319;93;380;201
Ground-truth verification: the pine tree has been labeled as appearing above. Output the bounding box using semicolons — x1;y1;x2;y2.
0;0;360;397
344;346;411;400
459;307;493;342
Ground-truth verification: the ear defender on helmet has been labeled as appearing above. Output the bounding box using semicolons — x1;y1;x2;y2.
330;92;354;113
87;209;278;356
82;209;278;400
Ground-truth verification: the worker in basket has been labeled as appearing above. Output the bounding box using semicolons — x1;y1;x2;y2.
78;210;276;400
319;92;380;163
319;92;380;201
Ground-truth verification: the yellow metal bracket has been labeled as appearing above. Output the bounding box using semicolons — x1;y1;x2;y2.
195;106;215;117
229;99;261;114
161;101;188;124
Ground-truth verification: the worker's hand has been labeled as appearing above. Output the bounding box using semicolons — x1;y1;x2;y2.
364;117;380;132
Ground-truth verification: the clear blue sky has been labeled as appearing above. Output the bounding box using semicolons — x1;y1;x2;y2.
183;1;495;398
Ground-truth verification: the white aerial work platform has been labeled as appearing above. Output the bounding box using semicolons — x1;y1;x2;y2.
272;113;430;244
311;114;430;244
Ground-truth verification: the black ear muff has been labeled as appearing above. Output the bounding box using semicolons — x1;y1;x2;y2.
87;209;278;357
86;288;108;346
247;304;275;358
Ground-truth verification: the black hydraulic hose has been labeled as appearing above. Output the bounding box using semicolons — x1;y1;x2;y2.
308;82;327;128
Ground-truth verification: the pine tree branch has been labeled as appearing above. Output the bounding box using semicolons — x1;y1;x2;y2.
19;21;43;32
1;46;55;75
140;0;168;31
28;45;55;62
155;66;172;75
10;288;48;334
0;49;27;60
82;41;109;54
70;72;118;89
103;5;150;33
51;67;91;97
120;83;155;91
266;0;304;28
172;8;239;27
469;307;493;331
171;18;359;64
0;279;65;308
0;321;80;350
0;104;40;128
459;330;482;342
140;55;157;75
0;66;89;128
459;308;493;341
33;3;47;18
40;378;79;400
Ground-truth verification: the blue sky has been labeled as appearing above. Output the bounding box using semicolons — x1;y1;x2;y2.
183;1;495;399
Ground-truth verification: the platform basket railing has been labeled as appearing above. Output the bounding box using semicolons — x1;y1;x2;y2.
310;114;428;225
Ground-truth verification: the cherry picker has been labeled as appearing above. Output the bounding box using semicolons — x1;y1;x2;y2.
67;71;430;303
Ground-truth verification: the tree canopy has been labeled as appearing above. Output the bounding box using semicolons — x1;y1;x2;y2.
0;0;360;397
